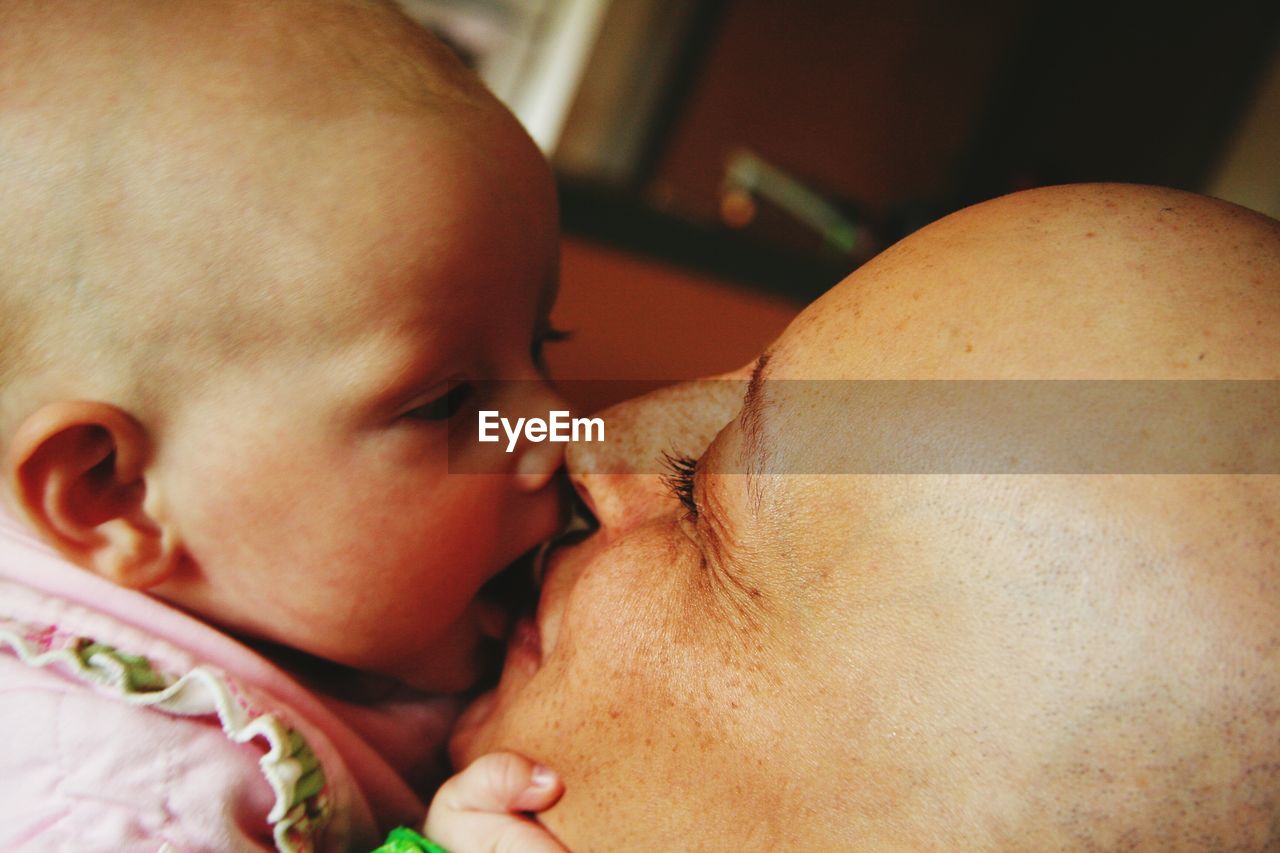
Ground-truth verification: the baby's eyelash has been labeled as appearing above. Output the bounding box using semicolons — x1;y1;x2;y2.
532;325;573;369
660;451;699;520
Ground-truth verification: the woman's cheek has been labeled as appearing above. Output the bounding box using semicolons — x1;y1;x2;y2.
559;540;692;661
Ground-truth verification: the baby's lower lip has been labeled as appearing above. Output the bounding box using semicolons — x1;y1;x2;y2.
475;598;511;641
449;689;497;766
474;542;543;638
507;613;542;669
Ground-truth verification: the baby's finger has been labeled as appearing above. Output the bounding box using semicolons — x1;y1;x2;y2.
428;814;565;853
426;752;566;852
435;751;564;814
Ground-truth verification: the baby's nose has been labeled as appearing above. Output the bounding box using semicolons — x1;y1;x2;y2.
512;384;572;492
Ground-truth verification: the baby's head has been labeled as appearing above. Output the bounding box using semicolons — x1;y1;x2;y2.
0;0;567;691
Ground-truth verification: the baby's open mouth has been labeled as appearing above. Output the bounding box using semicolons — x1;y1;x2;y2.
474;546;540;643
492;494;600;675
450;498;599;763
534;495;597;586
474;492;598;647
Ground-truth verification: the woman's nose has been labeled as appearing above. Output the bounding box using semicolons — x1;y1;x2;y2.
567;375;749;532
565;421;676;534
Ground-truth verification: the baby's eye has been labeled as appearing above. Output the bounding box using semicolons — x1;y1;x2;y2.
532;326;572;372
404;383;472;421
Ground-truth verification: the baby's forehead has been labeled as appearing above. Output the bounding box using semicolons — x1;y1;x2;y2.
4;0;484;126
0;1;520;367
4;0;506;246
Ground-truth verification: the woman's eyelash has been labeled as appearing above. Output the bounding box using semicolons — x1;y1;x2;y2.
660;451;699;520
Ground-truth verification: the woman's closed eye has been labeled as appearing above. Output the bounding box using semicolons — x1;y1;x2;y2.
660;451;700;520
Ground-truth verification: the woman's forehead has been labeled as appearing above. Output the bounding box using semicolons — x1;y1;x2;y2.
772;186;1280;383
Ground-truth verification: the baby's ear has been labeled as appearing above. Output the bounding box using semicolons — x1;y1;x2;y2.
5;401;176;588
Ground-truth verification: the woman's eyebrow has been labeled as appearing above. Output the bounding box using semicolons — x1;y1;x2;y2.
695;353;775;567
740;352;773;477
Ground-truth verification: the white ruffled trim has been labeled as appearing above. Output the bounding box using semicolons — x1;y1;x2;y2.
0;624;327;852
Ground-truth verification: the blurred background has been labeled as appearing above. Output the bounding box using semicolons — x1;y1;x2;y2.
395;0;1280;400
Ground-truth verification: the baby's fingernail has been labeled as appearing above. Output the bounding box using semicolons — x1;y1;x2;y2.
530;764;556;788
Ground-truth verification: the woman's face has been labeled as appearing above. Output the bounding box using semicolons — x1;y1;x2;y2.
450;291;892;848
449;185;1280;849
448;223;1056;847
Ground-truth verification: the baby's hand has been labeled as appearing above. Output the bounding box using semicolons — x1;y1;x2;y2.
424;751;567;852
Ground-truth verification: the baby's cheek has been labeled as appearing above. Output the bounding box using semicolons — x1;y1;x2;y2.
449;465;564;561
422;476;507;555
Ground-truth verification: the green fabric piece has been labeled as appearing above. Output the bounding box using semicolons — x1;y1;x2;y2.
49;634;331;845
295;764;327;803
283;729;326;808
370;826;450;853
73;640;169;692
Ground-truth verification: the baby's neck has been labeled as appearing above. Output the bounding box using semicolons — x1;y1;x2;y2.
242;635;409;705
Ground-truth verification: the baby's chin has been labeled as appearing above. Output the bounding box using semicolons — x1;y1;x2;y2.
445;634;542;768
398;606;508;694
407;545;544;692
447;688;499;767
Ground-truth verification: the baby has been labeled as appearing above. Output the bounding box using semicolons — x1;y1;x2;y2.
0;0;568;849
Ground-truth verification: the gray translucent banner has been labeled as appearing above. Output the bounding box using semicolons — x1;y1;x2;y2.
447;380;1280;474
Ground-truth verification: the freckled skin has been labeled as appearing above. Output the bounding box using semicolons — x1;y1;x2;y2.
453;185;1280;849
